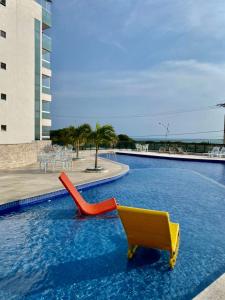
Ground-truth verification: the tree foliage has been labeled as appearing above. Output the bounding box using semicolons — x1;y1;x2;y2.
89;123;117;168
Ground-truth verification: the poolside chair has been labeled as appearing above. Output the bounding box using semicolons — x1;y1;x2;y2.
169;147;176;154
135;144;142;152
219;147;225;158
117;205;180;269
208;147;220;157
59;172;117;216
176;147;185;154
159;147;166;153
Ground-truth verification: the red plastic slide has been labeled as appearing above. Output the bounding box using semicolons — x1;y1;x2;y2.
59;172;117;215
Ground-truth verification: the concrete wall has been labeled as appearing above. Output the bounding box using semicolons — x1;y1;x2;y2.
0;140;51;169
0;0;42;144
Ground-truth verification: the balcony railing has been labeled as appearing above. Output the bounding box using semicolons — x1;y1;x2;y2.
42;34;52;52
42;59;51;70
35;0;52;12
42;86;51;95
42;112;51;119
42;8;52;29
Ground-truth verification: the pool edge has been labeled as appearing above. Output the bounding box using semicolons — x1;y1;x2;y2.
0;160;129;215
116;150;225;163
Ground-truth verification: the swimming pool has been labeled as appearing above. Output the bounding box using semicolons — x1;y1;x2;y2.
0;154;225;299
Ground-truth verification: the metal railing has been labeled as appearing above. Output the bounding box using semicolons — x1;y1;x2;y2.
71;142;225;154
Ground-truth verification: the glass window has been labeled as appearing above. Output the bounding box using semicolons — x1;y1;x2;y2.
42;100;51;112
36;0;52;12
42;112;51;119
42;49;51;62
0;62;6;70
42;75;51;88
42;126;51;136
0;0;6;6
0;30;6;38
1;125;7;131
1;93;6;100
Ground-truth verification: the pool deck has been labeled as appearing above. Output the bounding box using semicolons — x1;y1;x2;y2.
116;149;225;163
0;150;128;206
0;149;224;299
194;274;225;300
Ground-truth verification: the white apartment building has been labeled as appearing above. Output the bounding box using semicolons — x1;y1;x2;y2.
0;0;52;144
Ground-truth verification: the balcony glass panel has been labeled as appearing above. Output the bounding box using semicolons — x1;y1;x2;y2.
42;86;51;95
42;8;52;28
42;125;51;136
42;112;51;119
42;100;51;112
42;75;51;88
42;60;51;69
36;0;52;12
42;49;50;61
42;34;52;52
42;49;51;69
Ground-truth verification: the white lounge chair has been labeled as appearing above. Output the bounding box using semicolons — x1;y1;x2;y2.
135;144;142;152
159;147;166;153
208;147;220;157
219;147;225;158
142;144;149;152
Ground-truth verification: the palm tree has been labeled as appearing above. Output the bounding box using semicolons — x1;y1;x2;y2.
90;123;117;169
70;124;91;158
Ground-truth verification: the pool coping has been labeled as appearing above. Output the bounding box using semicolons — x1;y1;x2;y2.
116;150;225;163
0;158;129;215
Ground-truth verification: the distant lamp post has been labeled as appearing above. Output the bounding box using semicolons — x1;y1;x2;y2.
158;122;170;138
216;103;225;144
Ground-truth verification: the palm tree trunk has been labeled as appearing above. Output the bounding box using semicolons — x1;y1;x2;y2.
95;146;98;169
76;141;79;159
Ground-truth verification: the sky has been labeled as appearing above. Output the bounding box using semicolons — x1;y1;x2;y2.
51;0;225;140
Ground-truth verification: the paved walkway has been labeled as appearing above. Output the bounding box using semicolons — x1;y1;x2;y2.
116;150;225;162
0;150;128;205
194;274;225;300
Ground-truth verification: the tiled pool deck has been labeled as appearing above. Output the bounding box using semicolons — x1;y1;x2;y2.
0;150;128;206
0;149;224;299
116;149;225;163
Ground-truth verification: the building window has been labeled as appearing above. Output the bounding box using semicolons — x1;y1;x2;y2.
0;0;6;6
42;126;50;136
42;100;51;112
42;75;51;88
0;62;6;70
1;93;6;100
1;125;7;131
0;30;6;38
36;0;51;12
42;112;51;119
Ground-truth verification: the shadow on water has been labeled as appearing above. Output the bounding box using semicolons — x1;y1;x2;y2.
39;209;119;221
0;237;162;298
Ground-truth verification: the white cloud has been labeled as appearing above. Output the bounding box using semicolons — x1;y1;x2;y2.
54;60;225;106
123;0;225;39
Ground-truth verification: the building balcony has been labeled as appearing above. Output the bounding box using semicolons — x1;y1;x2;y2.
42;34;52;52
42;86;51;95
42;8;52;30
42;119;52;127
42;124;51;139
42;112;51;120
42;93;52;102
42;59;51;69
42;62;52;77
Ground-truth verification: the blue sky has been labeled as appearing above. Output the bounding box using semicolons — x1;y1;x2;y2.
51;0;225;139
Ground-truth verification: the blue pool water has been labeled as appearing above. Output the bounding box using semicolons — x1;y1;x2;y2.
0;155;225;299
